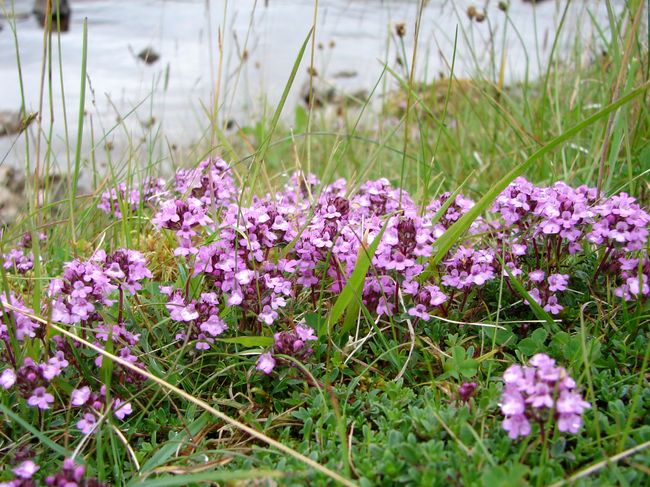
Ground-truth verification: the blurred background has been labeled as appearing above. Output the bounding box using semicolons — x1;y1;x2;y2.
0;0;622;171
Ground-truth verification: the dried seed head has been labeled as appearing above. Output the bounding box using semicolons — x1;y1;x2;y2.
395;22;406;38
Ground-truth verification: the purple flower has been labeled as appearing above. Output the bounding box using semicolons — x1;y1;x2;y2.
408;304;430;321
543;295;563;314
98;178;164;219
256;352;276;375
76;413;97;435
0;368;16;389
442;246;495;290
556;390;591;415
13;460;39;479
40;352;69;380
45;457;104;486
500;387;525;416
548;273;569;292
27;387;54;410
588;193;649;251
458;382;477;402
295;324;317;342
0;293;40;341
113;399;133;420
71;386;91;406
95;249;153;294
557;413;584;434
199;315;227;337
502;414;531;439
499;354;589;440
163;289;228;350
2;248;34;273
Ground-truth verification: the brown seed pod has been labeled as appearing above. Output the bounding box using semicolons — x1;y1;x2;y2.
395;22;406;38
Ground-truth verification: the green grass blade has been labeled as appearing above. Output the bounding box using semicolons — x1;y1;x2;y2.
328;219;389;335
0;404;70;458
70;18;88;242
139;413;210;473
501;259;557;329
424;82;649;274
129;470;283;487
216;336;274;347
244;27;314;204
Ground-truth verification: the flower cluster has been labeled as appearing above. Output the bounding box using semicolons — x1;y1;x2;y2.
493;178;650;308
149;165;648;339
95;249;153;294
499;353;590;439
150;158;238;256
47;249;151;324
587;192;649;251
152;198;213;256
442;246;496;290
45;458;105;487
0;354;68;410
1;232;45;274
0;457;105;487
161;287;228;349
2;459;40;487
174;157;237;205
1;295;72;413
256;324;318;374
611;255;650;300
0;293;40;344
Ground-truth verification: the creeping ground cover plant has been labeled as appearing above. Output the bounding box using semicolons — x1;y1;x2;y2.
0;157;648;486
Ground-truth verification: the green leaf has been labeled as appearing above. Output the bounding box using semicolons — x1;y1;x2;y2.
443;346;478;379
483;464;530;487
215;336;274;347
531;328;548;344
517;338;540;356
294;104;309;132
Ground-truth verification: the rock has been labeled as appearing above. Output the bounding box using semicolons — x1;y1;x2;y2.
300;77;337;108
0;167;26;225
0;111;37;137
33;0;70;31
333;70;358;79
300;75;369;109
137;47;160;65
0;166;76;225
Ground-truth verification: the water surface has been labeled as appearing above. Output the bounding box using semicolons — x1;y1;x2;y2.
0;0;620;171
